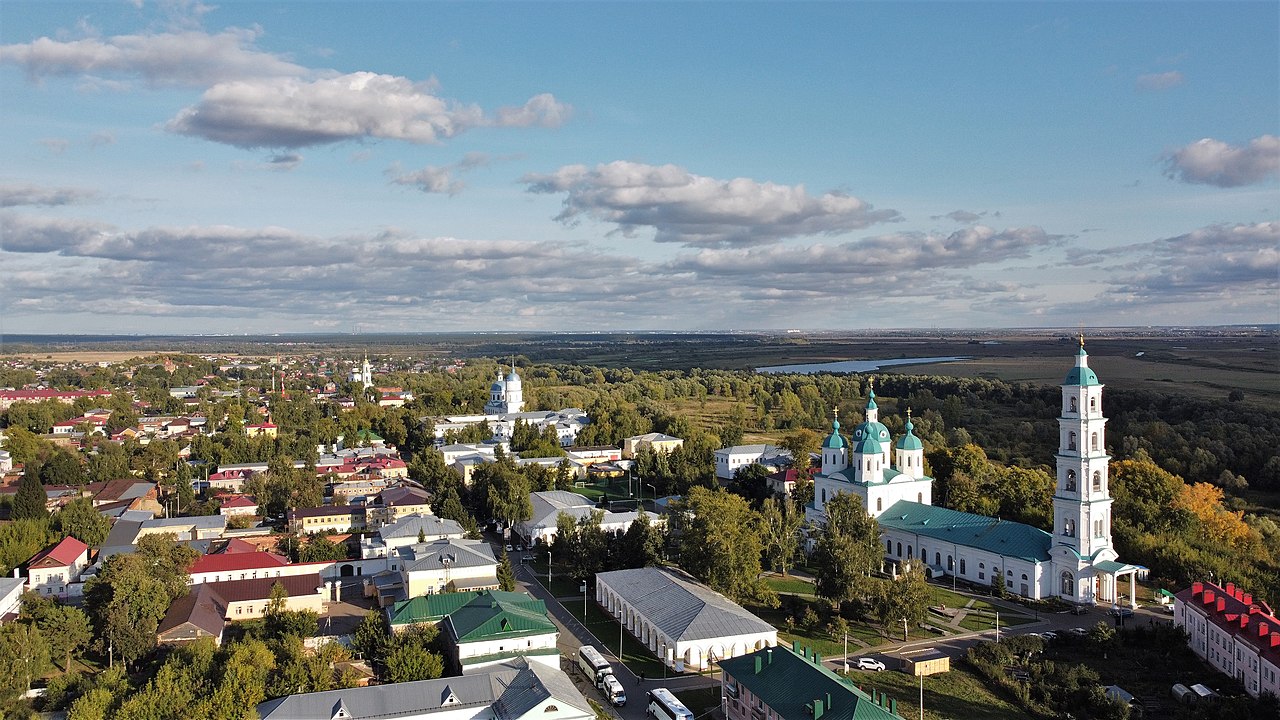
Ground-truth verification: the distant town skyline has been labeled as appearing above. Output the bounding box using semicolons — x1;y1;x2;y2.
1;1;1276;334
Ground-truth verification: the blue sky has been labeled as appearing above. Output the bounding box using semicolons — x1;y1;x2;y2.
1;1;1276;334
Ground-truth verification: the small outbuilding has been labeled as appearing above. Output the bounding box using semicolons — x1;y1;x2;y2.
898;649;950;676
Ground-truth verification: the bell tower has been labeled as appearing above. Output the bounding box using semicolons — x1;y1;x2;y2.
1052;338;1113;561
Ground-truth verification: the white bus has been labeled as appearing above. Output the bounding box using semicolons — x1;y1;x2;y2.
647;688;693;720
601;673;627;707
576;645;613;686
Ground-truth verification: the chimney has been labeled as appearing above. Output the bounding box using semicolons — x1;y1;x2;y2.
1239;615;1249;629
767;648;773;664
1192;581;1203;595
793;640;802;654
1226;581;1236;596
1203;590;1215;605
1271;635;1280;649
826;693;831;709
1258;622;1269;637
1217;598;1226;613
813;652;822;666
812;698;825;720
755;656;762;674
891;699;898;714
1243;593;1253;605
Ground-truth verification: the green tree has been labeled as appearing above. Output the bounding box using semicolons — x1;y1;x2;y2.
1111;454;1189;534
300;536;348;562
54;498;112;547
813;493;881;605
383;641;443;683
0;623;51;697
12;470;48;520
672;487;776;606
190;639;275;720
731;463;773;508
39;449;87;486
759;497;802;575
617;510;664;569
779;429;820;469
352;610;389;667
40;603;93;672
497;550;517;592
868;567;930;638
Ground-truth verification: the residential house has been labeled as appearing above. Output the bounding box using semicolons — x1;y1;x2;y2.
361;514;466;560
622;432;684;459
157;583;227;646
219;495;260;517
372;538;499;605
0;577;25;623
25;536;90;599
366;486;433;530
288;505;366;535
207;573;326;621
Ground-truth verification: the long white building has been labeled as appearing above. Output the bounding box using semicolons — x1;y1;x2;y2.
595;566;776;672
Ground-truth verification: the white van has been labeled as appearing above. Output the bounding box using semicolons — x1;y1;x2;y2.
601;673;626;706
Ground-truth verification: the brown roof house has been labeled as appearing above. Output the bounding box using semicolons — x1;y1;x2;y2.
157;583;228;646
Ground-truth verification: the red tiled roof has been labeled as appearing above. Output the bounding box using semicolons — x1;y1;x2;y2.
189;551;289;575
1178;580;1280;665
221;496;258;509
28;536;88;568
0;389;111;401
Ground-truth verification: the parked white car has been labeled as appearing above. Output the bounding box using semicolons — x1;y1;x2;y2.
856;657;886;672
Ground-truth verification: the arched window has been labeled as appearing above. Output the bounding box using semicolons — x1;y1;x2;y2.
1092;471;1102;492
1069;397;1077;413
1063;519;1076;537
876;497;883;512
907;546;913;560
1021;573;1028;581
896;542;902;556
959;558;966;575
917;492;923;503
947;555;954;571
1068;432;1076;451
821;488;827;503
1090;397;1096;411
1066;470;1076;491
887;539;893;554
1091;433;1099;451
1061;572;1074;595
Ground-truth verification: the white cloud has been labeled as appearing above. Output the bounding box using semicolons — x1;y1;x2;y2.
165;72;571;149
1135;71;1184;91
522;161;901;247
1163;135;1280;188
0;28;308;87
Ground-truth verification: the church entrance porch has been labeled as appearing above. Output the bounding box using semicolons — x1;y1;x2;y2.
1093;560;1142;608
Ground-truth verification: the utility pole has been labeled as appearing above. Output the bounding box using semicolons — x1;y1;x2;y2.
919;672;924;720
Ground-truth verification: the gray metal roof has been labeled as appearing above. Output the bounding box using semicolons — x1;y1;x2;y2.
379;514;465;541
596;567;776;643
258;657;591;719
401;538;497;573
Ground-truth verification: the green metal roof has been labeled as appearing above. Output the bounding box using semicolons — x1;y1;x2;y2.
854;434;883;455
444;591;557;643
720;645;903;720
389;590;490;627
877;501;1052;562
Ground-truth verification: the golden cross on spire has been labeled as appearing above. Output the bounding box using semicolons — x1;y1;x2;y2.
868;376;875;391
906;407;912;419
832;407;839;419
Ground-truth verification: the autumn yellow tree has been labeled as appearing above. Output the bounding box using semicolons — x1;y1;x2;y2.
1175;482;1253;549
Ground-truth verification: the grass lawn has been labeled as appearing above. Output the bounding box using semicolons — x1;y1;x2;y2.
525;557;590;598
957;610;1035;633
763;575;816;596
846;667;1027;720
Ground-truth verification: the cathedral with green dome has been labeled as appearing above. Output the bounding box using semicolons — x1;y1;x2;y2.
807;343;1141;607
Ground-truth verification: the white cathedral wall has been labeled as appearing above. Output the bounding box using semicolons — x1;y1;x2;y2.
881;527;1049;600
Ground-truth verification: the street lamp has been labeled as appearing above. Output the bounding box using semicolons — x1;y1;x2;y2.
843;630;849;672
995;611;1000;643
616;608;625;663
547;547;552;586
644;483;657;501
581;581;588;618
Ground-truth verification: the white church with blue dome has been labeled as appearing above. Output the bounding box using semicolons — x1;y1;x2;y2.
807;344;1140;607
484;363;525;415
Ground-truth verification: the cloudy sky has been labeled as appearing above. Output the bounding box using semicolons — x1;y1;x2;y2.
1;1;1276;334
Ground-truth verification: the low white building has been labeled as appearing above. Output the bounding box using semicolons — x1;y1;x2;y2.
1174;580;1280;699
714;444;791;480
0;577;27;622
516;491;659;546
596;567;777;672
441;590;561;672
430;408;590;448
